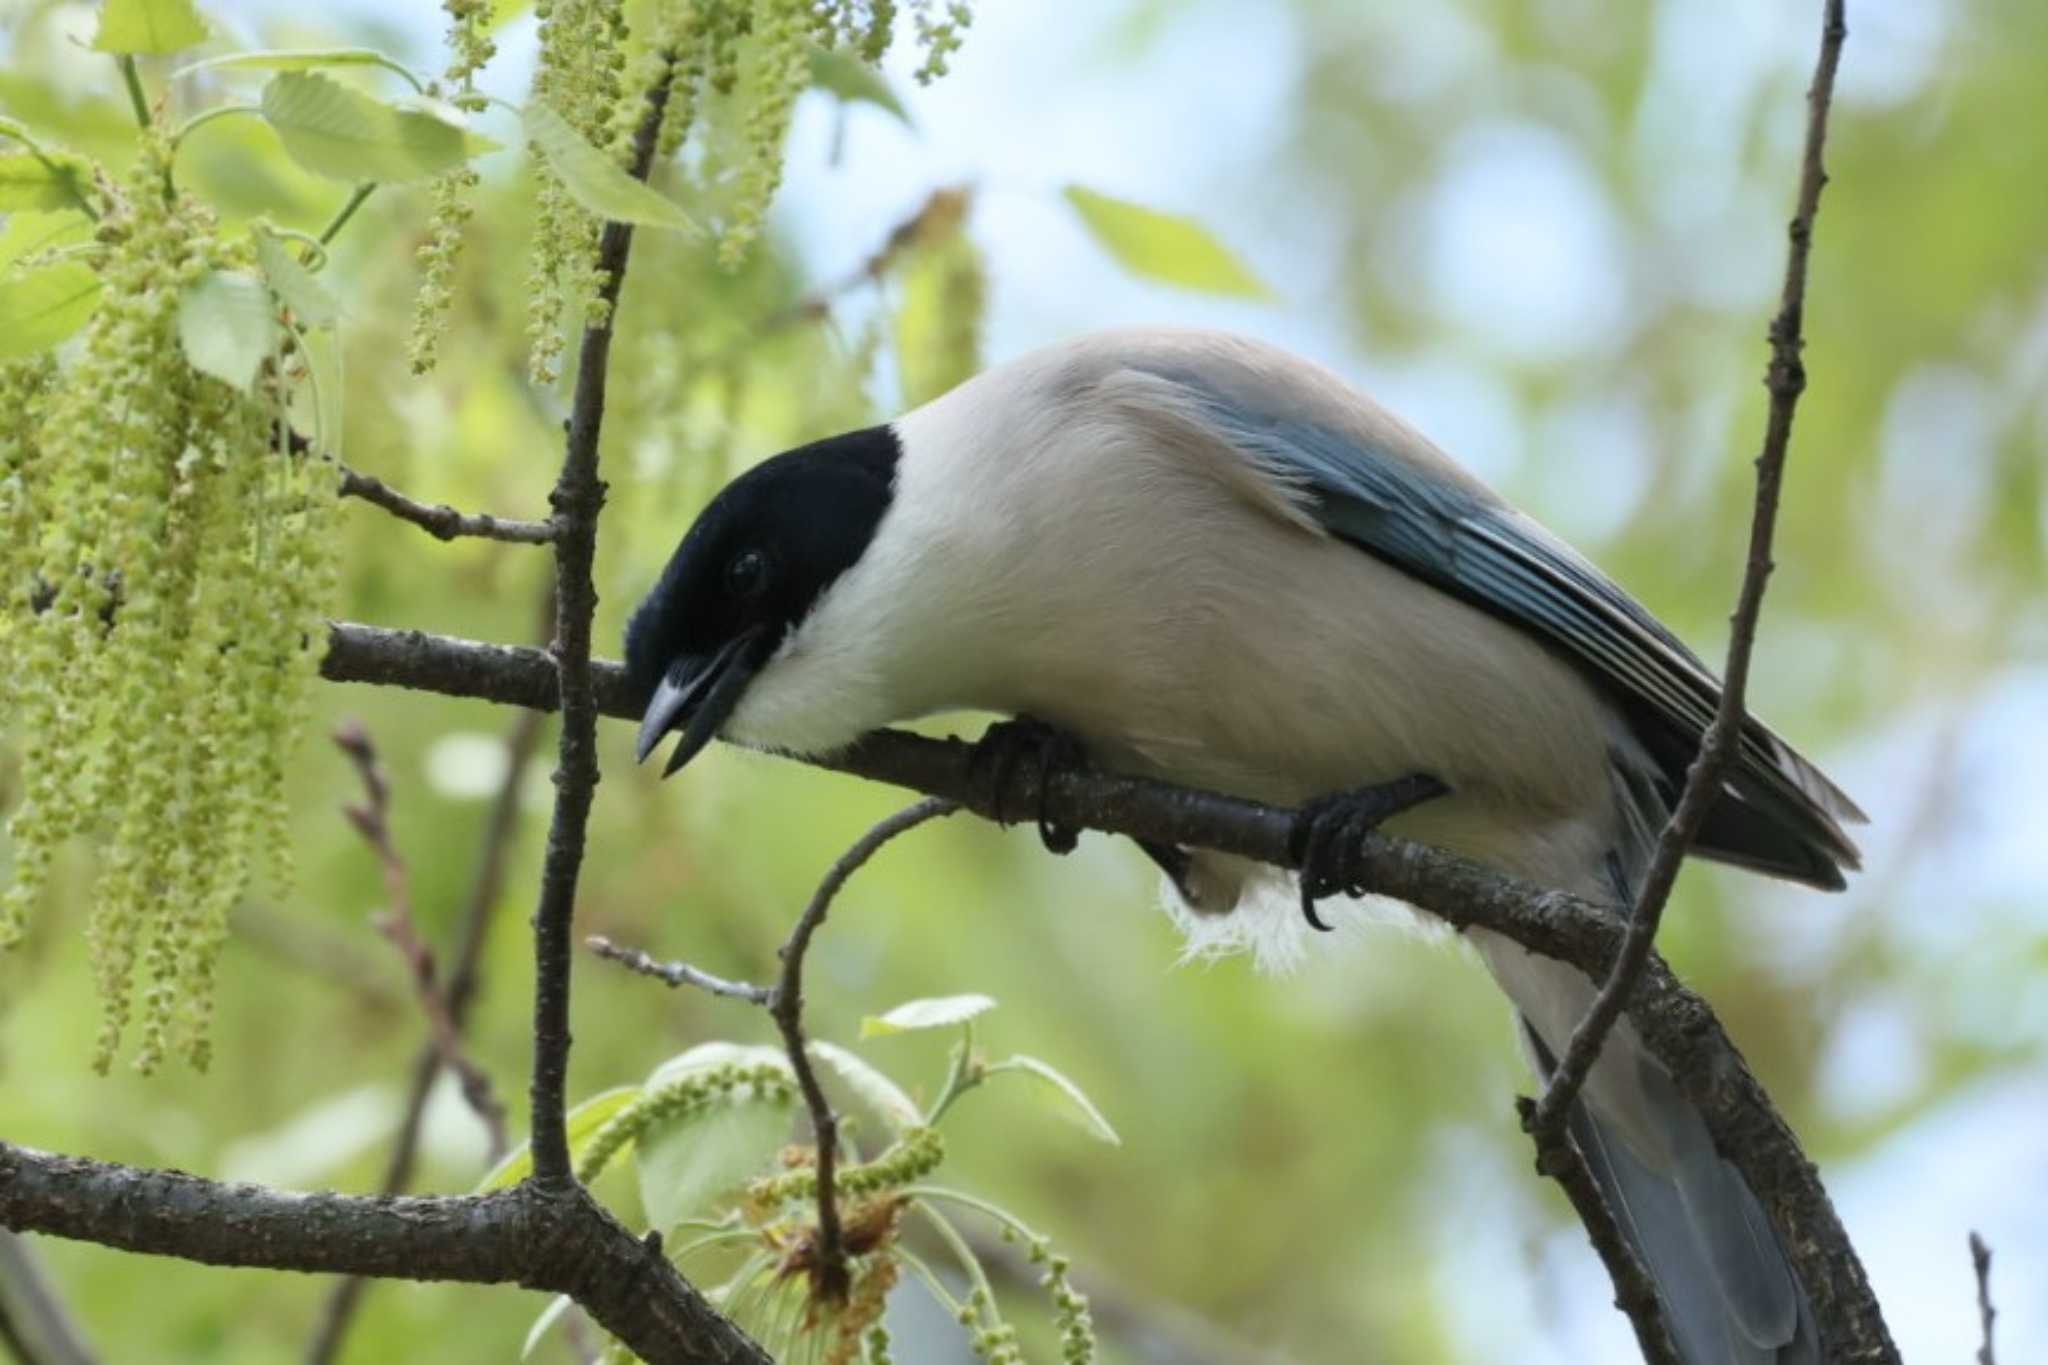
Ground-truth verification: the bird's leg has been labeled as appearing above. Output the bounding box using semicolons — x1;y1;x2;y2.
968;715;1086;854
1291;773;1450;932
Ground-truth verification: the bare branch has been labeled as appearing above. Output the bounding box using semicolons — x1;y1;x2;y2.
0;1144;768;1365
586;936;772;1005
338;466;554;545
586;798;959;1304
1530;0;1849;1140
1512;1101;1681;1364
752;186;971;335
331;721;509;1159
526;48;681;1191
305;702;546;1365
1970;1232;1996;1365
771;797;958;1300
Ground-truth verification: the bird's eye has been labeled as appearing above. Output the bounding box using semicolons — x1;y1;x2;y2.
724;548;769;600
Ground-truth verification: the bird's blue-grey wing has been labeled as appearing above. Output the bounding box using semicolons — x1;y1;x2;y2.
1144;365;1864;888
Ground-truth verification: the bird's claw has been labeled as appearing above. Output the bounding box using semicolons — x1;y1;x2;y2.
1290;773;1450;931
969;716;1086;854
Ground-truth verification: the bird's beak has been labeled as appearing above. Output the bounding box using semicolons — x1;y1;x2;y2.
634;628;769;777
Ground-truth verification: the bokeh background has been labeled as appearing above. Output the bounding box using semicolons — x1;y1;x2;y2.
3;0;2045;1361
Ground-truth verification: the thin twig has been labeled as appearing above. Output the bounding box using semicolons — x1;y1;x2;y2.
769;797;958;1301
1528;0;1849;1136
0;1229;99;1365
588;800;959;1302
1970;1231;1996;1365
1514;4;1849;1353
752;185;971;335
229;903;409;1011
305;702;548;1365
331;720;510;1157
586;936;772;1004
525;48;682;1191
338;466;555;544
1513;1100;1681;1364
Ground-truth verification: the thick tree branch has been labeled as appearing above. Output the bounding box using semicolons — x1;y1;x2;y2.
338;466;555;545
0;1145;767;1365
527;50;679;1192
314;618;1897;1361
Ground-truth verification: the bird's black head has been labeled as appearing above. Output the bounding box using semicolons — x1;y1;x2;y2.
624;425;899;776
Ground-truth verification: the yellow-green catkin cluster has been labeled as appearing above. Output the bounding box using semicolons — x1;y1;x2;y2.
410;0;497;374
0;129;341;1073
520;0;974;372
526;0;631;384
894;190;986;407
574;1062;797;1183
907;0;972;83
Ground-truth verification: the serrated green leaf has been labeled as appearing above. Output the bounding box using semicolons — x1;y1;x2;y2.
809;1041;922;1132
0;152;93;213
175;48;426;91
807;46;910;125
987;1055;1120;1145
634;1082;793;1234
861;993;997;1037
522;100;695;231
522;1294;575;1361
176;269;278;390
253;228;337;328
474;1085;641;1193
1062;185;1268;298
260;71;495;184
0;261;101;358
92;0;207;54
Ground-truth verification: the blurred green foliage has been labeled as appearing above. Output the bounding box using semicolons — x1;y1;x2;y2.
3;0;2045;1362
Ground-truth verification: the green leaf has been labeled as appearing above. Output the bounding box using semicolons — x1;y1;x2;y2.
0;152;93;213
0;211;92;274
634;1080;793;1234
260;71;495;184
1062;185;1269;298
253;228;338;329
861;993;997;1037
986;1055;1120;1145
175;49;427;93
521;100;695;231
809;1041;922;1133
176;269;278;390
0;261;101;358
522;1294;575;1361
91;0;207;54
474;1085;640;1193
807;46;911;125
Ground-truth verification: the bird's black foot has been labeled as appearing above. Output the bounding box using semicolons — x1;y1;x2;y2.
969;715;1087;855
1136;839;1198;904
1290;773;1450;932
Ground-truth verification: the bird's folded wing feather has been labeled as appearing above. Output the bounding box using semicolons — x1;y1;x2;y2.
1122;362;1865;868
